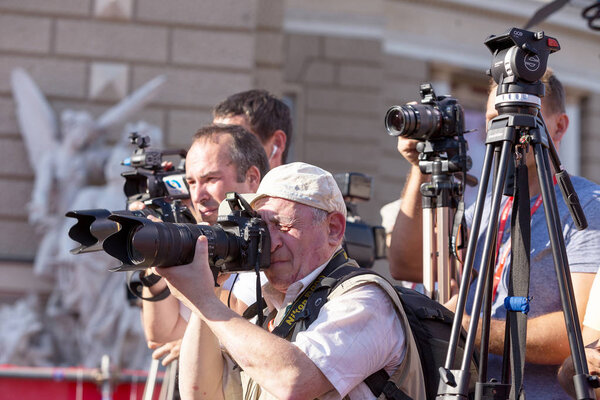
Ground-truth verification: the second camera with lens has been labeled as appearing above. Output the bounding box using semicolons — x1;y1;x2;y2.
385;83;464;141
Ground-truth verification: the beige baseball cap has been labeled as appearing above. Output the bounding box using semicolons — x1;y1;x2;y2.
222;162;346;218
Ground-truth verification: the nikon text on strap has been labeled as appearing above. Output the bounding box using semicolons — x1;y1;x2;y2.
270;249;349;338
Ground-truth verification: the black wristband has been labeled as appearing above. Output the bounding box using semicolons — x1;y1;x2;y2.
140;270;162;287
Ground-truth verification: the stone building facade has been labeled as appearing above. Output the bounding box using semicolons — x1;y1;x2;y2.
0;0;598;298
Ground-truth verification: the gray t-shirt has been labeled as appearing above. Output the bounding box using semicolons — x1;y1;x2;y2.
464;175;600;399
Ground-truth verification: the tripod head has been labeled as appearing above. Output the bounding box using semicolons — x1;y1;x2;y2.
485;28;560;120
417;137;473;208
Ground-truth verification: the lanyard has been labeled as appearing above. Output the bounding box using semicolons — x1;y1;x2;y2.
491;195;543;300
491;175;557;301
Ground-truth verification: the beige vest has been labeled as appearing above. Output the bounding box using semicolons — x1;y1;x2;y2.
225;273;427;400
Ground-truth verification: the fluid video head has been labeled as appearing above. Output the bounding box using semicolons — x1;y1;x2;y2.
385;83;464;141
485;27;560;114
485;27;560;86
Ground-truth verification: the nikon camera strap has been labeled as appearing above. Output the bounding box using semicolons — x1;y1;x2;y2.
270;248;350;338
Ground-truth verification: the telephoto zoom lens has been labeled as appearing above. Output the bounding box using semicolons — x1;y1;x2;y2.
384;104;442;140
103;214;239;272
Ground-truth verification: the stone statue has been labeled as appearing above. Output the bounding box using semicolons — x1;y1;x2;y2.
5;68;167;369
11;68;166;277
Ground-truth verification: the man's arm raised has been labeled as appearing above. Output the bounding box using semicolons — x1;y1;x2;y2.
157;237;335;399
388;137;428;282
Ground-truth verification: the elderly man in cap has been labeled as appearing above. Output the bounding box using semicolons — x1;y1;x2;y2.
155;162;425;400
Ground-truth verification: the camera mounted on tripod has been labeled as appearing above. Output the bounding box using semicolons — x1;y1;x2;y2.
386;83;474;303
385;83;473;200
385;83;465;141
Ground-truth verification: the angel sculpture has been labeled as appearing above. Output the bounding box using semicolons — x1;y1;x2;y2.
8;68;167;368
11;68;166;278
47;122;164;368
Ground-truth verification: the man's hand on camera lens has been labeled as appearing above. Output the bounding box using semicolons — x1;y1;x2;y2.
155;236;216;311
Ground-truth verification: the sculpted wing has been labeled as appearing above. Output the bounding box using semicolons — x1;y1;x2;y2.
10;68;58;172
95;74;166;131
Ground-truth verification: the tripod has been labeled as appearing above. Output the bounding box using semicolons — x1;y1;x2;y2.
437;91;597;400
419;137;472;303
436;27;598;400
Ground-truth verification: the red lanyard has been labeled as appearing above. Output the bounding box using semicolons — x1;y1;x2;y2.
491;195;543;300
491;176;558;300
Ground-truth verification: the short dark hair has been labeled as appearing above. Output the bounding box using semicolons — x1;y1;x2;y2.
192;125;269;182
488;68;566;115
540;70;566;114
213;90;292;163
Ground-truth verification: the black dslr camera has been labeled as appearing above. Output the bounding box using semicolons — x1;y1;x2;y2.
334;172;386;269
104;192;270;274
385;83;464;141
68;193;270;281
65;133;195;255
121;132;193;223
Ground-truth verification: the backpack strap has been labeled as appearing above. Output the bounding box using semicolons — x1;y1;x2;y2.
303;267;423;400
364;369;413;400
270;249;354;338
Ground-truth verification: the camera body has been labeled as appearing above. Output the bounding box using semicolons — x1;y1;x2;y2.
121;132;194;224
122;132;189;205
334;172;386;269
385;84;464;141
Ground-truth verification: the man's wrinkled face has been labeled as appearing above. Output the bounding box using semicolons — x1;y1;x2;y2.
185;136;253;224
253;197;332;294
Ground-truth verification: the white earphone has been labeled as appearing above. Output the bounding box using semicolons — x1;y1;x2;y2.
270;144;279;158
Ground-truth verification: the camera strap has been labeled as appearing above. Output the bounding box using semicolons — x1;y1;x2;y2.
270;249;349;339
491;172;557;302
506;155;531;400
126;270;171;302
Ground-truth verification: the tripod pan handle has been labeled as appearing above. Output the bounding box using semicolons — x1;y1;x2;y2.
556;170;588;230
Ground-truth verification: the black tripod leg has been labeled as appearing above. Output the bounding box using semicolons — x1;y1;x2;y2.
460;140;513;375
439;143;497;399
533;143;595;400
438;141;515;399
444;144;496;369
479;252;498;383
479;146;503;384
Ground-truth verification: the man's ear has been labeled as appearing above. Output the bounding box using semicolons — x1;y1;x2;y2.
327;212;346;247
245;165;261;191
267;130;287;167
551;112;569;144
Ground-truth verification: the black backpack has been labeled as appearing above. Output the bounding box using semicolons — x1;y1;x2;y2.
301;266;479;400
